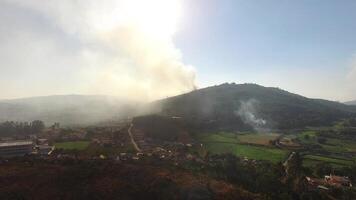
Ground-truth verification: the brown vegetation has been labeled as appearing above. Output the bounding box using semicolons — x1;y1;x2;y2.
0;160;261;200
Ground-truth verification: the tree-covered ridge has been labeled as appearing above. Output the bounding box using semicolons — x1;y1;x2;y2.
155;83;356;130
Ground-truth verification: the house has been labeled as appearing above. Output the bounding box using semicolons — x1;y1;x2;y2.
325;175;352;188
0;140;33;158
305;176;327;190
37;138;49;145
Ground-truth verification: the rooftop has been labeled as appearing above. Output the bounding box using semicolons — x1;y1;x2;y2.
0;140;33;147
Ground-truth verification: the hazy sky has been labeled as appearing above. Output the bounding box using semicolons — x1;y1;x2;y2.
0;0;355;101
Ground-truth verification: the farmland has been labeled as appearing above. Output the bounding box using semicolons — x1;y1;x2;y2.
296;128;356;168
196;128;356;167
197;132;288;163
54;141;90;150
303;155;354;167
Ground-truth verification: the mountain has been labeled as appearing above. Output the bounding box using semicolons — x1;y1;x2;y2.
153;83;356;130
345;100;356;105
0;95;137;126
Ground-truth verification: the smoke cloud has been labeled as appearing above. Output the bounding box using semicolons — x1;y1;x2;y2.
235;99;266;129
0;0;196;101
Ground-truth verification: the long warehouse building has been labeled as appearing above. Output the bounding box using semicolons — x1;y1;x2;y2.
0;140;33;158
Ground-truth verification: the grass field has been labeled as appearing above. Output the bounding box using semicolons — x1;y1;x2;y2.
199;132;238;143
199;132;280;145
54;141;90;150
204;143;288;163
237;133;280;145
198;132;288;163
303;155;354;167
322;138;356;153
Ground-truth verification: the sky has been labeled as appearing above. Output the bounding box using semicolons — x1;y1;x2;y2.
0;0;355;102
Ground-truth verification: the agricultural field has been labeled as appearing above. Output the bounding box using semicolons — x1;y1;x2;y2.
198;132;288;163
295;129;356;168
237;133;280;145
322;138;356;153
204;142;288;163
54;141;90;150
198;132;280;145
303;154;355;168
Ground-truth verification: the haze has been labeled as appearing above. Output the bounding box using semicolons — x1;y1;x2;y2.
0;0;355;101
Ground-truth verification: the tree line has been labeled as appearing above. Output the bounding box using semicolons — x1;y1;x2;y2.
0;120;45;137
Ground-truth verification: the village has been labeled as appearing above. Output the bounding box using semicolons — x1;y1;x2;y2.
0;119;354;194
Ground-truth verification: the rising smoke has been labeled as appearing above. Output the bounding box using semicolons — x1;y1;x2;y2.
235;99;266;129
0;0;196;101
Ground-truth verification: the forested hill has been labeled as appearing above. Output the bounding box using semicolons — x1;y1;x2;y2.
154;83;356;130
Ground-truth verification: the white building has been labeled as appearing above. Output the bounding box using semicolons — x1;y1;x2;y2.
0;140;33;158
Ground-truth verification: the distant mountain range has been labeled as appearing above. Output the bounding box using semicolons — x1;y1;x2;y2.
154;83;356;130
0;95;137;126
1;84;356;129
345;100;356;105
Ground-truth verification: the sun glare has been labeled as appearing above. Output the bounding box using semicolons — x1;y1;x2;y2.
96;0;182;39
126;0;182;38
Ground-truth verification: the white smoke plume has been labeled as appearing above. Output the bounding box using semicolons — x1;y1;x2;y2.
0;0;196;101
235;99;266;128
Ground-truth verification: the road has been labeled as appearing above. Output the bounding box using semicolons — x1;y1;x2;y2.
128;123;141;152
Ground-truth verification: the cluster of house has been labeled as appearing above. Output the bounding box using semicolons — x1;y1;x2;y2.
0;139;54;158
306;175;353;190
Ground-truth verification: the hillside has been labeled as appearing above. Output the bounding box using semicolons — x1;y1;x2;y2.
0;160;261;200
0;95;136;126
345;100;356;105
154;83;356;130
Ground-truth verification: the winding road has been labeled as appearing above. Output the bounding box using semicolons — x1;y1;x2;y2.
128;123;141;152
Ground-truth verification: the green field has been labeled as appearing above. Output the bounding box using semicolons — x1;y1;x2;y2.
237;133;280;145
199;132;280;145
198;132;288;163
199;132;238;143
303;155;354;167
54;141;90;150
322;138;356;153
204;143;288;163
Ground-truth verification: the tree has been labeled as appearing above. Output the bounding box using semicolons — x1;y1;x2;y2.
31;120;45;134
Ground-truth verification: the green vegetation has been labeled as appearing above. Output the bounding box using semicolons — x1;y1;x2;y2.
198;132;238;143
204;143;288;163
54;141;90;150
199;132;280;145
322;138;356;153
159;83;356;130
237;133;280;145
296;128;356;168
85;144;136;156
303;155;354;167
297;131;318;144
198;132;288;163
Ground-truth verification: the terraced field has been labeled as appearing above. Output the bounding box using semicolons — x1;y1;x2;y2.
303;154;355;168
198;132;288;163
